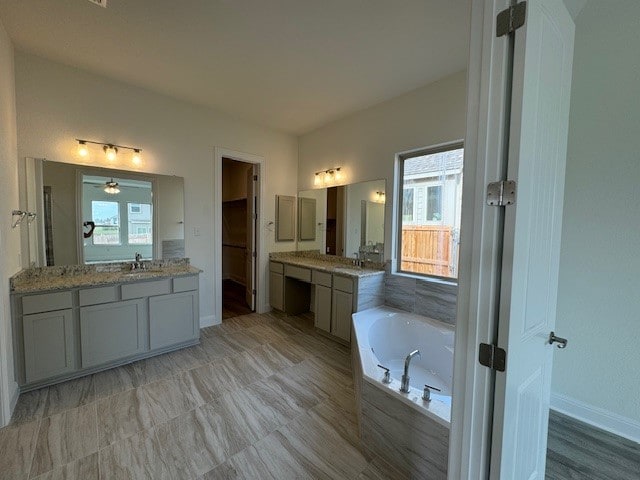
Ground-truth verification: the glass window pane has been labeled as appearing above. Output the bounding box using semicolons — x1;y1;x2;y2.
128;203;153;245
399;147;463;279
92;201;120;245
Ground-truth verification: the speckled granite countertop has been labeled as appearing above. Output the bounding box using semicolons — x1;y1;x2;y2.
269;251;385;278
10;259;201;294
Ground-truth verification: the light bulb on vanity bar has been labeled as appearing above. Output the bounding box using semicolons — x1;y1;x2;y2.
77;140;88;157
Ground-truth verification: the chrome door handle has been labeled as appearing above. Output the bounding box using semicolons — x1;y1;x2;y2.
548;331;568;349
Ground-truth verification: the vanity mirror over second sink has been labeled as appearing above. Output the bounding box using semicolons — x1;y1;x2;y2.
297;178;386;262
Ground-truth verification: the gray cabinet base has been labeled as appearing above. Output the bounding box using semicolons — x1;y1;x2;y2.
19;338;199;393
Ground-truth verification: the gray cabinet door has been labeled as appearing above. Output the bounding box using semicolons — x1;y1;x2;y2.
269;271;284;311
314;285;332;333
331;289;353;342
80;299;147;368
149;291;198;350
23;309;75;383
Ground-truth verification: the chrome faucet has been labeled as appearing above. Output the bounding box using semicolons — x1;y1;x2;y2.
131;252;144;270
400;349;421;393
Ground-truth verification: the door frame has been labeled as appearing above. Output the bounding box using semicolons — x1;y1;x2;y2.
213;147;265;324
449;0;512;478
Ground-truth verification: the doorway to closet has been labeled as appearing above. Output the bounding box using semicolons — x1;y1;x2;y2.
221;157;258;319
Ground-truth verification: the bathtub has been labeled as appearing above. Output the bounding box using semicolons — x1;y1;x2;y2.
351;306;454;478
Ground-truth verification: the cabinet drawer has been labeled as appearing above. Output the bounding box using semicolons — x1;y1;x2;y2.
121;279;171;300
284;265;311;282
312;270;332;288
79;286;118;306
333;275;354;293
173;275;198;293
22;291;73;315
269;261;284;274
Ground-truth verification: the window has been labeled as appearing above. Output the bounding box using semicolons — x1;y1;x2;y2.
127;203;152;245
396;143;463;279
91;201;120;245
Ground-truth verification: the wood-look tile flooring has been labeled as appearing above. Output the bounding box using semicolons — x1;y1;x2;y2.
546;410;640;480
0;311;404;480
222;279;253;320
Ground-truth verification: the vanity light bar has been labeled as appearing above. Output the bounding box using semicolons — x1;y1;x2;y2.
314;167;343;187
76;139;143;165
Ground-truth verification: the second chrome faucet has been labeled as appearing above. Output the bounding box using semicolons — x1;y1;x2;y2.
400;349;421;393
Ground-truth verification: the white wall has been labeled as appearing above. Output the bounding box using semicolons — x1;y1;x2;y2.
298;71;467;260
14;52;299;326
552;0;640;434
0;17;20;425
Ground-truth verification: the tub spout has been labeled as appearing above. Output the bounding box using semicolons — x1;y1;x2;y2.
400;349;421;393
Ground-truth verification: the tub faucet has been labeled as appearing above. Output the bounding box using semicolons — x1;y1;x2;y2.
400;349;421;393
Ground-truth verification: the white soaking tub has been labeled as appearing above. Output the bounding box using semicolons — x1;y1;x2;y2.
351;306;454;479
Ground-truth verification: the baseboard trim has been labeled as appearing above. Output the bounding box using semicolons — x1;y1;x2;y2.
550;393;640;444
199;314;218;328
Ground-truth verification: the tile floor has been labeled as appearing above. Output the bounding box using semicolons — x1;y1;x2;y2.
0;312;406;479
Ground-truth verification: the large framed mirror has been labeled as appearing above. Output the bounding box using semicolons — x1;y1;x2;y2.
20;159;185;266
298;178;385;261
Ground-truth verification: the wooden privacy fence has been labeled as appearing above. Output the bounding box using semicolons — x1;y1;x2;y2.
401;225;452;277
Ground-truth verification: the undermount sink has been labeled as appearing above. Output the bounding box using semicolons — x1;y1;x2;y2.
121;269;164;277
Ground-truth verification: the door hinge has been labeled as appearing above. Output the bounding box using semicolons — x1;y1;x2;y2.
253;175;258;181
496;1;526;37
479;343;507;372
252;289;256;294
486;180;516;206
252;251;257;258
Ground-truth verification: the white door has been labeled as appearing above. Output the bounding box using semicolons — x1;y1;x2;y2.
245;165;257;310
490;1;575;478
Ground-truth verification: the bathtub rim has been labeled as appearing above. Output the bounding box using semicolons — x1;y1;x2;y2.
352;305;453;429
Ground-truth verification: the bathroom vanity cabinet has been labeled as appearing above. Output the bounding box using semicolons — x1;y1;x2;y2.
269;259;384;343
11;272;200;391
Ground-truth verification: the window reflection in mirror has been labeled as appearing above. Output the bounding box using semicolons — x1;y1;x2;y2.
82;175;153;263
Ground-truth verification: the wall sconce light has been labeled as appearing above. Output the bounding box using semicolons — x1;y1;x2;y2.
314;167;343;187
375;191;386;203
77;140;89;157
76;139;143;166
103;144;118;161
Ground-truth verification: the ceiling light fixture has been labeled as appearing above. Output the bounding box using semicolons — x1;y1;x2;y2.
76;139;143;166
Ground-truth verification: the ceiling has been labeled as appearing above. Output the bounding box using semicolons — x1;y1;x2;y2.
0;0;470;135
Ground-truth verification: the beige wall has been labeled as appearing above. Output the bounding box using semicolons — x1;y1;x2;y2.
0;18;20;424
14;52;299;324
298;70;467;260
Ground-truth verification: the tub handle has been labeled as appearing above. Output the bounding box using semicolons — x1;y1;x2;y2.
422;384;442;402
377;364;391;384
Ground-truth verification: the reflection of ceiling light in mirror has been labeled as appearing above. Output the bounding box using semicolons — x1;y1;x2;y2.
375;191;385;203
77;140;88;157
104;179;120;194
